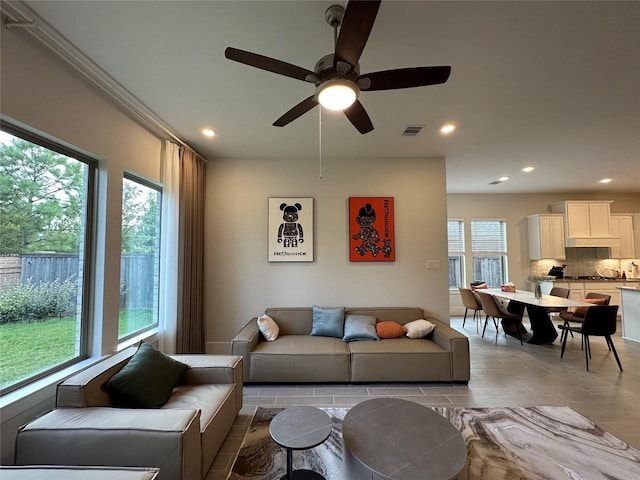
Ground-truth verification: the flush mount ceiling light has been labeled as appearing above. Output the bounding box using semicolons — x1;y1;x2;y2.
522;166;535;173
315;78;359;111
499;176;510;182
201;128;216;138
440;123;456;134
599;178;612;184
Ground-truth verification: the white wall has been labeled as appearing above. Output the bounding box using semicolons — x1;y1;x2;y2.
1;27;163;464
204;156;450;352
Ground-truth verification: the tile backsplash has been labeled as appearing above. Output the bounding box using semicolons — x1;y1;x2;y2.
529;248;639;278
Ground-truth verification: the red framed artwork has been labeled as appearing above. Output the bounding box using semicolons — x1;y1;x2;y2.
349;197;395;262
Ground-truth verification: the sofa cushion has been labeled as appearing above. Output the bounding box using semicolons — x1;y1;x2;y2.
164;384;237;475
376;321;406;339
572;298;607;317
311;305;345;338
348;338;452;382
105;341;188;408
257;314;279;341
404;319;436;338
250;335;350;382
342;315;379;342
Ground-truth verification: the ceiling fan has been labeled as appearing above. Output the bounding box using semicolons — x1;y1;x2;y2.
224;0;451;134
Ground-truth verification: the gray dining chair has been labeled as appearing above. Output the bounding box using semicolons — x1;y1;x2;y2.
476;291;525;345
459;288;482;333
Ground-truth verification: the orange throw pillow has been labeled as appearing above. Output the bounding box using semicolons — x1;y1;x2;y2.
376;321;407;339
572;298;607;317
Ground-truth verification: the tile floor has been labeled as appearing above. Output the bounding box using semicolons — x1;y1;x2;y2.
205;315;640;479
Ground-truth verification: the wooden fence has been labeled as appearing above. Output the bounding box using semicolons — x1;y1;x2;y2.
0;253;155;308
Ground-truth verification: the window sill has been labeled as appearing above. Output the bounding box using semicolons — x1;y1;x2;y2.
0;356;102;418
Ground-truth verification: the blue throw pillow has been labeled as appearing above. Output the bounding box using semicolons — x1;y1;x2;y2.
342;314;379;342
310;305;345;338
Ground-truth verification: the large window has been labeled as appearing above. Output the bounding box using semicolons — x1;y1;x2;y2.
471;219;508;287
119;175;161;340
0;128;94;393
448;220;465;288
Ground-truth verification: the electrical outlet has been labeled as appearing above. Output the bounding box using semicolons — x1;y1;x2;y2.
425;260;441;270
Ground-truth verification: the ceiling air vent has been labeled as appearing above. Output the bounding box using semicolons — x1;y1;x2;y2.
401;125;424;136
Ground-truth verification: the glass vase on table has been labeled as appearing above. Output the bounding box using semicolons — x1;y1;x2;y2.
534;283;542;299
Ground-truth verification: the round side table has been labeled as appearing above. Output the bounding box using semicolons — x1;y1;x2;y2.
343;398;467;480
269;406;332;480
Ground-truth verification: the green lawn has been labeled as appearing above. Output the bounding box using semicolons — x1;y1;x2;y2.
0;309;153;390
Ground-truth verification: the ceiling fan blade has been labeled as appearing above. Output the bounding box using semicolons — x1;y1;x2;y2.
358;66;452;91
225;47;315;82
334;0;381;70
273;96;319;127
344;100;374;134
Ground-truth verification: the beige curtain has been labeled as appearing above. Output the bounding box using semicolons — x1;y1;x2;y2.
176;146;206;353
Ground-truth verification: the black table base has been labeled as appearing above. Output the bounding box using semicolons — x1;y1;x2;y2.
279;470;325;480
525;305;559;344
500;302;558;344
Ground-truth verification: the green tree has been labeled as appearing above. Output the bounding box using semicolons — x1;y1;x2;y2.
121;180;159;254
0;137;84;254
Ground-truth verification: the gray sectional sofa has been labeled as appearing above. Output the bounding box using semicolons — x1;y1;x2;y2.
15;347;243;480
231;307;470;383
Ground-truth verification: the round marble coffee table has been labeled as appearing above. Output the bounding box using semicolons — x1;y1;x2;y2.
269;406;333;480
342;398;467;480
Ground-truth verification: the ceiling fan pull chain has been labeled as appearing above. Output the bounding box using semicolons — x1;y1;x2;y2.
319;107;323;179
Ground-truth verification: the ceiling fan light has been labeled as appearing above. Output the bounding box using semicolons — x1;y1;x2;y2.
316;79;358;111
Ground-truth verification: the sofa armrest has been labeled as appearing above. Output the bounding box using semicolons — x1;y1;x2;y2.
429;318;470;382
171;354;243;409
231;319;261;382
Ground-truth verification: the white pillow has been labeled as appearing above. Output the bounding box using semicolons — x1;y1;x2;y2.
257;314;279;341
404;319;436;338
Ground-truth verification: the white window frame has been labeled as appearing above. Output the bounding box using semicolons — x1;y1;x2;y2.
471;219;508;287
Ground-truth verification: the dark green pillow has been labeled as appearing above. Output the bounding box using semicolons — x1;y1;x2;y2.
105;341;188;408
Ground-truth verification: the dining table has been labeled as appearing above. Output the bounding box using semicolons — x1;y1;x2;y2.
479;288;594;344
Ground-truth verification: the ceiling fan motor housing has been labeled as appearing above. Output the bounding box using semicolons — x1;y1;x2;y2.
314;54;359;83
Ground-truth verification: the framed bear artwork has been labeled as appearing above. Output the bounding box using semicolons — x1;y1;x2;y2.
268;197;314;262
349;197;395;262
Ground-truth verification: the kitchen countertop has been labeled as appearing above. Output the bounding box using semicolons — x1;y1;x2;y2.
548;278;640;283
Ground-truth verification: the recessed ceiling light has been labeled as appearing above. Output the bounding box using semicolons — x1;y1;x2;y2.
499;176;510;182
440;123;456;134
522;166;535;173
201;128;216;138
599;178;612;184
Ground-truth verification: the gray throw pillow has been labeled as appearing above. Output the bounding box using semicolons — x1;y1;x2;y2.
310;305;345;338
342;314;379;342
105;341;188;408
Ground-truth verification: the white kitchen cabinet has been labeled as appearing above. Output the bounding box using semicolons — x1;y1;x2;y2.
527;214;565;259
610;215;635;259
633;214;640;258
584;282;621;308
566;282;585;301
620;287;640;343
550;201;617;247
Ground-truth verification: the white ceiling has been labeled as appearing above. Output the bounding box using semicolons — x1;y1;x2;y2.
11;1;640;193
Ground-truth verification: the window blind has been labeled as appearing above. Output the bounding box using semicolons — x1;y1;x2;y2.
447;220;465;252
471;220;507;252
